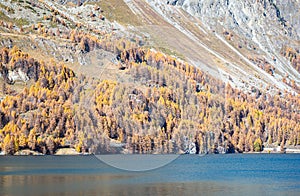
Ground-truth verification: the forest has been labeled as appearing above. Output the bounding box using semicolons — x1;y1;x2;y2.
0;39;299;154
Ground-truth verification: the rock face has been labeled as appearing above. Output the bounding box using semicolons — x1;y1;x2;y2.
8;69;29;83
147;0;300;92
170;0;300;50
171;0;300;40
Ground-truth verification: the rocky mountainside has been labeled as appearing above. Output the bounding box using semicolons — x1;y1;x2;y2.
171;0;300;80
0;0;299;93
0;0;299;155
138;0;300;93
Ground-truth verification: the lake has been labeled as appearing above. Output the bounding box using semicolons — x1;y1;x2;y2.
0;154;299;196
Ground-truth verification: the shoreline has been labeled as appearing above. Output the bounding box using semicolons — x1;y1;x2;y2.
1;149;300;156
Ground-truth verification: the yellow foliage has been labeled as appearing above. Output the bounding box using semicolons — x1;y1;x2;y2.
95;80;117;109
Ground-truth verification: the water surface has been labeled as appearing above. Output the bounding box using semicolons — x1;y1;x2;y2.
0;154;299;196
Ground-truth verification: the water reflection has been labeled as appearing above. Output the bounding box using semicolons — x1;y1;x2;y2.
0;174;271;196
0;154;299;196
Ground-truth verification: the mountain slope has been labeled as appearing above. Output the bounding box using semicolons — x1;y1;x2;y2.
125;0;300;93
0;0;299;155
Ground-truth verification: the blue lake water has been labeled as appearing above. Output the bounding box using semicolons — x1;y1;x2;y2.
0;154;299;196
